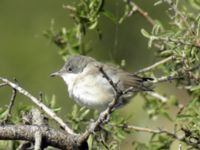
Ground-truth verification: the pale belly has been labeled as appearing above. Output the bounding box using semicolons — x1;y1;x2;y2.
70;75;115;111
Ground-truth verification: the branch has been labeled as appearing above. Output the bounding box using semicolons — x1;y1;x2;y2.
0;125;81;150
31;108;45;150
119;0;155;26
112;124;200;149
0;77;76;135
152;73;178;83
3;88;17;123
129;1;155;26
152;63;200;84
146;91;168;103
78;66;133;144
135;56;174;74
0;83;7;87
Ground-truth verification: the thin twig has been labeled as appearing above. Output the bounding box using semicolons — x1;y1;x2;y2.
113;124;200;149
0;83;7;87
0;77;76;135
152;72;178;84
4;88;17;122
152;63;200;84
135;56;174;74
129;1;155;26
146;91;168;103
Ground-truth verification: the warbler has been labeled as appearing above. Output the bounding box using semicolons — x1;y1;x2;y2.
51;55;152;111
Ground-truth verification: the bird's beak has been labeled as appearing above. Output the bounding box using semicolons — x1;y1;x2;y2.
50;71;61;77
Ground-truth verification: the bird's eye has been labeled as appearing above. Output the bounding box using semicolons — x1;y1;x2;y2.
68;67;72;72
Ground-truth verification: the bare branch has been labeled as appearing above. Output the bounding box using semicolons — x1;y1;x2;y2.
152;73;178;83
152;63;200;84
130;1;155;26
135;56;174;74
0;125;81;150
146;91;168;103
119;0;155;26
0;83;7;87
0;77;76;135
112;124;200;149
3;88;17;123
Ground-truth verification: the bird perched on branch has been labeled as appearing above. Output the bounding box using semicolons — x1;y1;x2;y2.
51;55;152;111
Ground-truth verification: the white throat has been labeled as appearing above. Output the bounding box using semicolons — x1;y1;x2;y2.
61;73;79;96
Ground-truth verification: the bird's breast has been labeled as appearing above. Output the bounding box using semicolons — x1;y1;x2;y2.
71;74;115;110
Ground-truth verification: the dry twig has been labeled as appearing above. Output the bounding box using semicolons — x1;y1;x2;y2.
3;88;17;123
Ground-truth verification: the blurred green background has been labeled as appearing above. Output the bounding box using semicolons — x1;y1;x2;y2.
0;0;189;149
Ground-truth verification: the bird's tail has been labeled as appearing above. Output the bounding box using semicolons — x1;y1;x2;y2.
133;75;154;92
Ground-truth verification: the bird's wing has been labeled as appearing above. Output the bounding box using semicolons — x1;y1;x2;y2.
102;63;153;92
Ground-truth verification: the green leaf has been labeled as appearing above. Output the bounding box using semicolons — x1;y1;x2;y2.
80;109;90;119
190;85;200;91
87;135;93;150
72;105;78;118
88;21;98;29
141;29;150;38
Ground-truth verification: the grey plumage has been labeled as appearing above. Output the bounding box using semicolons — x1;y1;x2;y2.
52;55;153;111
63;55;152;92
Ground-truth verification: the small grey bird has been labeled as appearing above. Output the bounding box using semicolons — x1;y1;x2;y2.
51;55;152;111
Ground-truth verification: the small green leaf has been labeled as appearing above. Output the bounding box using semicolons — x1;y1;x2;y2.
160;50;173;57
87;135;93;150
190;85;200;91
72;105;78;118
141;29;150;38
88;21;98;29
80;109;90;119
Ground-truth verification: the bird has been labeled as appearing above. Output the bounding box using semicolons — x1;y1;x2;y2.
51;55;152;111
